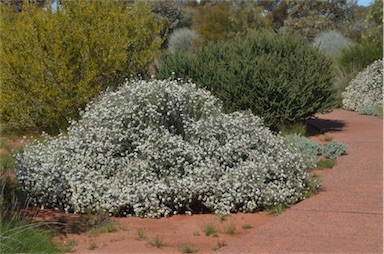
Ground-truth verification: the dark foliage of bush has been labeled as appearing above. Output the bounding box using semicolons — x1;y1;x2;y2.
339;43;383;73
157;34;336;130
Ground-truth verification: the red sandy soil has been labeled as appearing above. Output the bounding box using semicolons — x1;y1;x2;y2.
23;207;275;253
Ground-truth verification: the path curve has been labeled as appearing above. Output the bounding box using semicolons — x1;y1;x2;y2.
218;109;383;253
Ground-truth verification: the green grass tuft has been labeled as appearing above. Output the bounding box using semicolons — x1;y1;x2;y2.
148;235;166;248
87;222;117;236
212;240;227;251
267;204;286;215
136;228;146;240
316;158;336;169
224;223;236;236
179;242;198;253
202;221;218;236
0;153;15;173
242;224;252;230
0;219;65;253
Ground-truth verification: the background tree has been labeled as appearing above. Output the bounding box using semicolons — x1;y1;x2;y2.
0;0;47;12
281;0;357;42
192;1;272;45
363;0;383;46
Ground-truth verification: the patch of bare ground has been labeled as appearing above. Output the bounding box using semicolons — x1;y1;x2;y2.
21;207;274;253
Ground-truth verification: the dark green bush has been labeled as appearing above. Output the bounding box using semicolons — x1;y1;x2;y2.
157;34;336;130
339;43;383;73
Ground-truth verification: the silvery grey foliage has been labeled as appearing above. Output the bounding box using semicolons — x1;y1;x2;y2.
342;59;383;113
168;28;200;53
323;142;347;159
284;134;324;167
312;30;353;57
15;79;316;218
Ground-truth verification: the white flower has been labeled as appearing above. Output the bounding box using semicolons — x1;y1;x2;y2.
15;78;314;217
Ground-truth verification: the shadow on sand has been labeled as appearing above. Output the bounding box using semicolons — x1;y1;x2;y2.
306;117;347;135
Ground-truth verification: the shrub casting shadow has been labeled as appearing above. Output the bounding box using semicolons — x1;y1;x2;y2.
306;118;347;135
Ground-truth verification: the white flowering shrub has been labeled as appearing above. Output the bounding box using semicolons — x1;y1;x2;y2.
15;79;316;218
342;59;383;114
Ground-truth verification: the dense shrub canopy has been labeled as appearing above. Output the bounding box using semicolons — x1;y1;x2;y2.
157;33;336;130
339;43;383;73
15;79;316;218
342;59;383;113
0;0;164;132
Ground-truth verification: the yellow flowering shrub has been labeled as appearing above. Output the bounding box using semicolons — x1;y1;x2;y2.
0;0;165;132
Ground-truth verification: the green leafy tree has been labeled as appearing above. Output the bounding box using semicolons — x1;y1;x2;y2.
192;1;272;45
281;0;357;42
363;0;383;46
192;1;233;44
0;0;165;132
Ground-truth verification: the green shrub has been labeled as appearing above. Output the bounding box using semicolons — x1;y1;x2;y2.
313;30;354;57
342;60;383;113
323;142;347;159
0;0;164;133
168;28;200;53
15;79;316;217
157;33;336;130
339;43;383;73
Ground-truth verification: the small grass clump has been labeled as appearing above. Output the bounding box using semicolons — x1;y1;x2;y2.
202;222;218;237
323;135;334;142
0;153;14;173
267;204;286;215
316;158;336;169
280;123;307;136
87;222;117;236
179;243;198;253
212;240;227;251
242;224;252;230
136;228;146;240
88;241;98;250
224;223;236;236
217;213;227;222
148;235;166;248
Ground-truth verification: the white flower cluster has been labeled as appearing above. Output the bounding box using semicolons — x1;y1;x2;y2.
15;79;315;218
342;59;383;112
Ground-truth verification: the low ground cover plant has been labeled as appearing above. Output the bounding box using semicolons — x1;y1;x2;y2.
284;134;347;166
284;134;324;167
15;79;318;218
342;59;383;115
323;142;347;159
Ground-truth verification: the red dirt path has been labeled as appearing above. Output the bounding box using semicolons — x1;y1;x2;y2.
219;109;383;253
